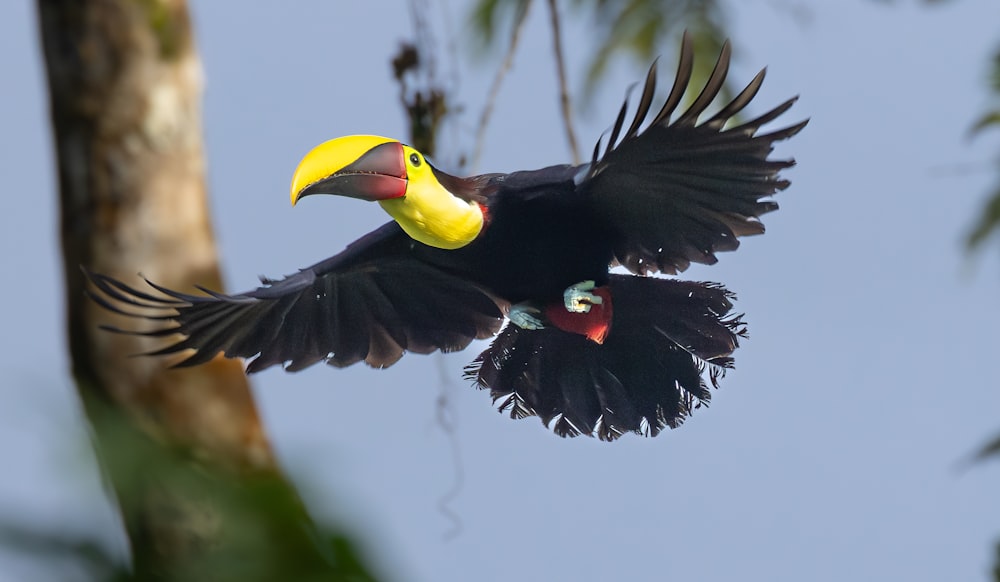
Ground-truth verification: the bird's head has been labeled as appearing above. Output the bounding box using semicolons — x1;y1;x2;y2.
290;135;484;250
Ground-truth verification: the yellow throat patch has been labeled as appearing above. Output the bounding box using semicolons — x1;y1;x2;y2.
379;145;484;250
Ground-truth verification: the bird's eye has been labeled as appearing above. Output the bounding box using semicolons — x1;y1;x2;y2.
409;152;422;167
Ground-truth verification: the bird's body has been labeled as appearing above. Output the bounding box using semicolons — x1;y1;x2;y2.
89;34;806;440
435;166;611;302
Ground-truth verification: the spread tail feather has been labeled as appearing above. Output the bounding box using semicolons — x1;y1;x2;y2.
465;275;746;441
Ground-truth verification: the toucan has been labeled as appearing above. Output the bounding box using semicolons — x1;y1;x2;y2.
88;34;806;440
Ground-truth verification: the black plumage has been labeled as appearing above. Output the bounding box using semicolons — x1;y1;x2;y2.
87;223;506;372
465;276;746;440
88;33;805;439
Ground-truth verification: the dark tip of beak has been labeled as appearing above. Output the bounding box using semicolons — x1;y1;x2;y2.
299;173;407;202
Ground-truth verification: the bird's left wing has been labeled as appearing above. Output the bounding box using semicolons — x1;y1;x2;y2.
581;33;807;275
87;222;505;372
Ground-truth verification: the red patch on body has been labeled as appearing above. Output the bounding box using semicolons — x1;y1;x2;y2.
544;286;613;344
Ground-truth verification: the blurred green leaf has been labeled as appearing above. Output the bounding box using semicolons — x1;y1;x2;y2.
470;0;531;50
1;397;384;582
970;48;1000;137
470;0;726;102
970;110;1000;135
965;187;1000;249
569;0;726;99
967;46;1000;251
0;522;130;582
995;543;1000;582
970;431;1000;464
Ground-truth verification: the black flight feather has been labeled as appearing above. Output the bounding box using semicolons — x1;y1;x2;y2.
581;32;807;276
85;223;504;372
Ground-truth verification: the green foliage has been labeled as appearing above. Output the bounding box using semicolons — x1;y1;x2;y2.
973;431;1000;463
1;398;382;582
471;0;531;49
134;0;189;60
0;522;131;582
967;183;1000;249
567;0;726;97
994;541;1000;582
470;0;727;102
967;46;1000;250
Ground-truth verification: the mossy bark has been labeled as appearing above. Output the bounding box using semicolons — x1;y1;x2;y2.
34;0;303;577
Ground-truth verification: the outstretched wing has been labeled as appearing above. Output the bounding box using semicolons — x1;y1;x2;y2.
87;222;504;372
583;32;808;275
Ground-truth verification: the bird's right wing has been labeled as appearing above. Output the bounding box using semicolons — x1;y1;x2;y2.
87;222;504;372
581;32;807;275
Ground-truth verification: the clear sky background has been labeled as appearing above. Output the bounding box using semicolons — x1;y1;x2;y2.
2;1;1000;581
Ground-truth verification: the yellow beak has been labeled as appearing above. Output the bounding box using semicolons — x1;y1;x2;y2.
289;135;408;205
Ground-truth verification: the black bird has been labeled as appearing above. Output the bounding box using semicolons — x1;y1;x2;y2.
89;34;806;440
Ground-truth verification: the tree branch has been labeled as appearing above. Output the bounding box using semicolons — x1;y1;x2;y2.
546;0;580;164
471;0;532;172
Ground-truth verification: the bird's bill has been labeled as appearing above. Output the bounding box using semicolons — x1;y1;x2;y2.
290;135;408;204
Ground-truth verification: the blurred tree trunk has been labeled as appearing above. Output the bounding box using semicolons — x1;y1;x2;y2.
35;0;292;576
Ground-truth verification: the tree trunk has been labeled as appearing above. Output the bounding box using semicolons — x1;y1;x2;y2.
35;0;292;576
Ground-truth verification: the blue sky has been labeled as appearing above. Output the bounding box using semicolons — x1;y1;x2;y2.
2;1;1000;581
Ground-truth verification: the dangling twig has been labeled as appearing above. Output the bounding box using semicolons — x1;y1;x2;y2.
471;0;532;172
546;0;580;164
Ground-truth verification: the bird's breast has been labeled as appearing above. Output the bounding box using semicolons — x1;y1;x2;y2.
446;194;614;302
